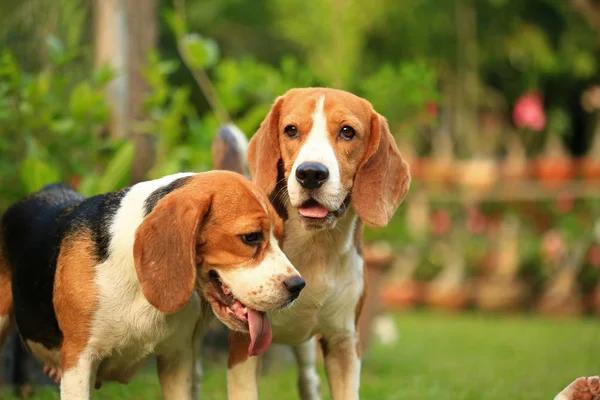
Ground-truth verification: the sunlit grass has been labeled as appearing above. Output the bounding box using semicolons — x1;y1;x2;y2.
2;311;598;399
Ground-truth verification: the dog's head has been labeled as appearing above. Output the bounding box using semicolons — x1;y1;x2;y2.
133;171;303;355
248;88;411;230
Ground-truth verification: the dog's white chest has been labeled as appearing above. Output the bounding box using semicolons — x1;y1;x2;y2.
269;221;364;344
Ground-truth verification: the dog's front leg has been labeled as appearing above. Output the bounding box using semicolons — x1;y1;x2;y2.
320;331;361;400
227;331;260;400
292;337;322;400
60;348;98;400
157;350;195;400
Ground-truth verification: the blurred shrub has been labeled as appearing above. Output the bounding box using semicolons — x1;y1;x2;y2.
0;38;133;211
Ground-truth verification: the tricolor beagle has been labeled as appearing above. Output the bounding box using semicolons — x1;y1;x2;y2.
226;88;411;400
0;171;304;399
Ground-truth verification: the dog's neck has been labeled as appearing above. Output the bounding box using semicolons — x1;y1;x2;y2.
282;202;360;269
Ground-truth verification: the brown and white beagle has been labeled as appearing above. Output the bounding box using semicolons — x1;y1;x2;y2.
0;171;304;399
226;88;411;400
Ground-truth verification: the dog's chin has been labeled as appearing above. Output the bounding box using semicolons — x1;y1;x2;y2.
294;196;350;231
297;213;338;231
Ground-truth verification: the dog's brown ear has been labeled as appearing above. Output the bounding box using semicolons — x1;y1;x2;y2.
133;194;210;313
247;96;284;196
352;113;411;227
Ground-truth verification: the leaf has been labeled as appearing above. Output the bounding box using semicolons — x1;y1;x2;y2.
45;35;65;65
97;141;134;193
78;173;100;197
93;64;116;87
183;34;220;69
164;9;186;39
19;157;61;193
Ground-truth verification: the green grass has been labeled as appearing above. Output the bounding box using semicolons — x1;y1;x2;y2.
2;311;598;399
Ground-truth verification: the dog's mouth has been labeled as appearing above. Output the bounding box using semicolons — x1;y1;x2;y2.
207;270;272;356
297;196;350;221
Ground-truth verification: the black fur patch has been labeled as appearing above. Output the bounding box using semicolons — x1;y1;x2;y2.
269;160;289;221
144;176;192;216
0;183;130;350
1;184;84;349
63;188;130;262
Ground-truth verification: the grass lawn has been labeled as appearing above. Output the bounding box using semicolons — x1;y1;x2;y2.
2;311;598;399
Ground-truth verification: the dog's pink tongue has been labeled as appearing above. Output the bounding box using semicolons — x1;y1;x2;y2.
298;205;329;218
247;308;272;356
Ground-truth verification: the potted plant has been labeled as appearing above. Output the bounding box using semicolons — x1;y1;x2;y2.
453;87;504;190
474;214;530;312
534;107;575;186
579;85;600;180
536;210;591;316
423;210;473;311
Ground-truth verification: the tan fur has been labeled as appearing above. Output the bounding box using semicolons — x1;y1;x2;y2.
352;114;410;227
54;230;99;371
248;88;410;227
134;173;286;315
238;88;409;400
134;195;206;314
228;331;251;368
247;97;285;197
0;232;14;348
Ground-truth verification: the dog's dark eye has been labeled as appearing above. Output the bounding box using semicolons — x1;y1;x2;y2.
240;232;264;246
339;126;356;140
284;125;299;138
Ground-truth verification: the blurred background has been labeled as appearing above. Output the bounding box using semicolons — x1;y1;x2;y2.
1;0;600;399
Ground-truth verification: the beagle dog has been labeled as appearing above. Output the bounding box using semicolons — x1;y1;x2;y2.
226;88;411;400
555;376;600;400
0;171;304;399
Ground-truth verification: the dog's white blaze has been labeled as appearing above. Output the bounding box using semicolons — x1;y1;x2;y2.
216;230;299;311
287;96;343;209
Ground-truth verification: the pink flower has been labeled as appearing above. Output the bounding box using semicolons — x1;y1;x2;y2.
466;205;487;234
541;230;565;263
588;244;600;268
512;92;547;132
424;100;438;118
555;192;574;215
430;210;451;236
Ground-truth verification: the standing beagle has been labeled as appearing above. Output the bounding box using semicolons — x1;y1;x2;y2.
0;171;304;399
226;88;411;400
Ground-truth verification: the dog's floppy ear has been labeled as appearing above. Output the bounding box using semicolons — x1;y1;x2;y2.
352;113;411;227
133;193;210;313
247;96;284;196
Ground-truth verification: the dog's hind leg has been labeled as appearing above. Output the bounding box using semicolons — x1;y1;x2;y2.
292;337;322;400
555;376;600;400
0;250;15;350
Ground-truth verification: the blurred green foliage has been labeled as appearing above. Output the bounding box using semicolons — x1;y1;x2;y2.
0;0;599;292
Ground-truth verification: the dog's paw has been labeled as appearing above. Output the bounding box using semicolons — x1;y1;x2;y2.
555;377;600;400
42;365;62;384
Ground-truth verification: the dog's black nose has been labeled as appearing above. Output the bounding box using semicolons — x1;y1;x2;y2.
284;276;306;300
296;162;329;189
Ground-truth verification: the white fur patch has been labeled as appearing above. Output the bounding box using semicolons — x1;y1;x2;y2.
225;123;249;161
287;96;344;210
216;230;300;311
85;173;203;380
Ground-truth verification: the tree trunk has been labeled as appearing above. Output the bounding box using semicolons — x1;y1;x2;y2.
94;0;157;184
126;0;157;184
454;0;479;158
94;0;128;139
